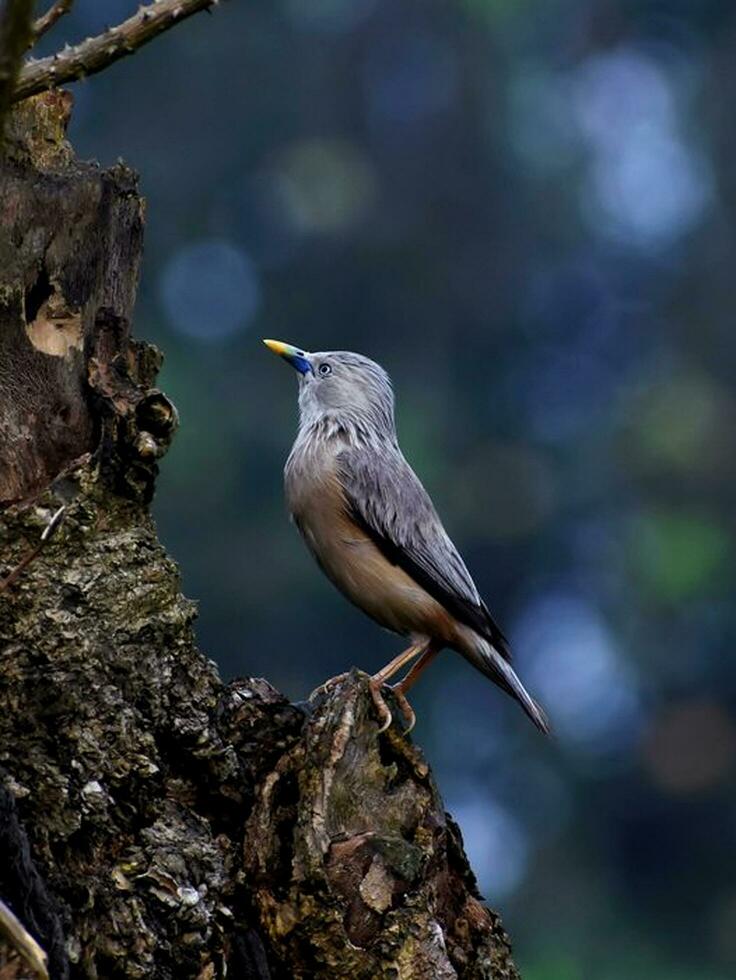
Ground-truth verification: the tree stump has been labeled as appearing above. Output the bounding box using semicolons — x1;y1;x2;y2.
0;94;521;980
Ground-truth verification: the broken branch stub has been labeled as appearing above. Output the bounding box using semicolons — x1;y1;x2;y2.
244;672;521;979
0;91;176;505
13;0;221;104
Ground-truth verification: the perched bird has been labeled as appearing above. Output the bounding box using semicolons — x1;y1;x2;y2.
264;339;549;735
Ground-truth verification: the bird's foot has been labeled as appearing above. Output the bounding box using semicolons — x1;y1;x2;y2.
391;685;416;734
368;678;416;735
312;671;349;700
369;677;393;733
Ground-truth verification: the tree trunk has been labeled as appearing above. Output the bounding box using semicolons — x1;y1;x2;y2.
0;94;521;980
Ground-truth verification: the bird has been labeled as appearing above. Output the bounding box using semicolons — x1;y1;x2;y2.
263;339;549;736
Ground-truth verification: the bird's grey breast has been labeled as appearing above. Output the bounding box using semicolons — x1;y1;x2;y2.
284;429;354;569
283;428;457;639
285;430;341;522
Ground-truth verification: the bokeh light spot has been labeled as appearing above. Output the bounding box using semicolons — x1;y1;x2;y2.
448;793;530;898
623;370;731;473
513;592;642;754
271;139;377;235
571;46;712;249
585;128;711;248
643;701;736;793
159;239;260;342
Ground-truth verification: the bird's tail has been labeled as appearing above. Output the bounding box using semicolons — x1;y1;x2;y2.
465;636;550;734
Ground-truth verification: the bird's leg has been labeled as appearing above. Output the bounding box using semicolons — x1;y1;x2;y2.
372;643;427;685
395;646;439;693
369;642;426;733
391;646;440;733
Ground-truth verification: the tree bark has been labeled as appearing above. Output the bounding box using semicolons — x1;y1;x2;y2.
0;95;521;980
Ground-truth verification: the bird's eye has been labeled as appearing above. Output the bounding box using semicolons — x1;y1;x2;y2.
318;363;332;376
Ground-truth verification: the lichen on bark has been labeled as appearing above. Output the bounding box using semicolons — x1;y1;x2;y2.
245;674;520;979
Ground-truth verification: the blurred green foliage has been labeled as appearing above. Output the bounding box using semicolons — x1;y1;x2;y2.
631;511;729;601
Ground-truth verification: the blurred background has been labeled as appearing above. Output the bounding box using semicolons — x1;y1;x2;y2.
39;0;736;976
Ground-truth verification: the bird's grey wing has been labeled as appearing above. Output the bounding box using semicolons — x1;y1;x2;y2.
337;446;511;660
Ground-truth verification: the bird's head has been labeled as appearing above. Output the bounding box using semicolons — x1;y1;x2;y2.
263;339;395;436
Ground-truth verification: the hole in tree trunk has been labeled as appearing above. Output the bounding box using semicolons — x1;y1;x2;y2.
25;265;53;323
25;266;83;357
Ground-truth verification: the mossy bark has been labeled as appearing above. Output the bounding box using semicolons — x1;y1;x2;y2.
0;95;521;980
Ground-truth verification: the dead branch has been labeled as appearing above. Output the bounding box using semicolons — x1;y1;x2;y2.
13;0;220;104
31;0;75;45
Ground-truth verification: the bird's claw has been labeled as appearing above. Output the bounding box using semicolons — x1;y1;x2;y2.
392;686;416;734
369;679;393;733
369;679;416;735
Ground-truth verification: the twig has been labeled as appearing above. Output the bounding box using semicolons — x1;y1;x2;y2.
31;0;75;45
0;505;66;596
0;897;49;980
0;0;34;131
13;0;221;104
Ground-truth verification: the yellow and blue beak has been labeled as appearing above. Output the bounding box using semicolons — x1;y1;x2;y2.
263;339;313;375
